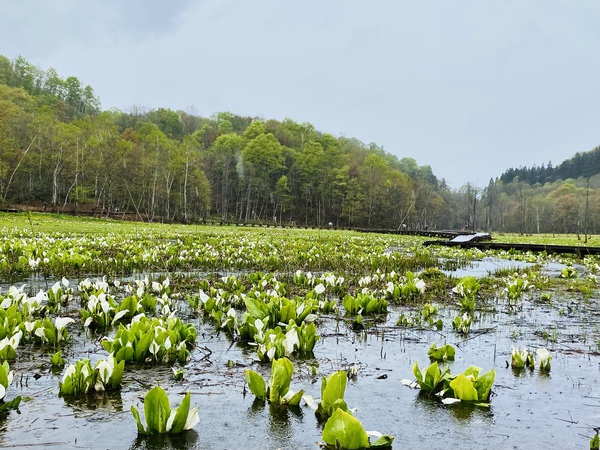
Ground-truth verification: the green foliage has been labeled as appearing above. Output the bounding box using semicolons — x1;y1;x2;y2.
59;354;124;395
322;409;394;449
342;293;388;316
407;361;495;406
131;386;199;435
244;357;304;406
101;316;196;365
452;313;472;335
316;371;349;421
427;343;455;362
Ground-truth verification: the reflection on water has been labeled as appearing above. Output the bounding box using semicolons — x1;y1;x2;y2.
413;392;494;423
129;430;199;450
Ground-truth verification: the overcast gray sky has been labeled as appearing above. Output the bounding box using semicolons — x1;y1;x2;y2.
1;0;599;189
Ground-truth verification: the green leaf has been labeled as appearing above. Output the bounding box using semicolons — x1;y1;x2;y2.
449;374;479;401
285;389;304;406
107;359;125;390
115;346;134;363
269;358;293;404
245;298;269;320
371;434;395;448
318;371;347;418
244;369;267;401
131;405;147;434
144;386;171;434
473;369;495;402
168;392;191;434
322;408;370;450
135;330;153;362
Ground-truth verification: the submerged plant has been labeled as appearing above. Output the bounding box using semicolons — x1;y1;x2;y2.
131;386;199;435
244;357;304;406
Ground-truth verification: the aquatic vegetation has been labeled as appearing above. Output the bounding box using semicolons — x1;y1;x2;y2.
504;273;534;303
313;370;350;421
244;357;304;406
427;343;455;362
537;348;552;373
561;265;577;278
59;354;124;395
252;321;318;362
403;361;495;406
511;347;534;369
0;330;22;360
101;315;196;364
131;386;199;435
384;271;426;303
452;275;480;312
0;361;21;412
322;408;394;449
452;313;472;335
30;316;75;348
342;293;388;316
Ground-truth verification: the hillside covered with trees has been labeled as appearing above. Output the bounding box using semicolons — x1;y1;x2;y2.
0;54;599;235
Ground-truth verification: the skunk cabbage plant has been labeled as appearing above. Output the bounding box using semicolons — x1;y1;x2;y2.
131;386;199;434
322;409;394;449
315;370;349;420
244;357;304;406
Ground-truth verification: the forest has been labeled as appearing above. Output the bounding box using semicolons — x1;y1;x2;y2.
1;54;599;235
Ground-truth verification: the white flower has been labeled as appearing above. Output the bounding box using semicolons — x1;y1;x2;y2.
386;281;394;294
96;355;116;385
61;277;69;288
149;340;160;357
184;407;199;430
51;281;61;295
415;279;426;294
55;317;75;331
266;346;276;361
198;290;209;304
282;328;299;356
62;364;76;384
314;283;325;295
112;310;129;325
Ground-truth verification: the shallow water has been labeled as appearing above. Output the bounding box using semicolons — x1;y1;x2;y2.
3;287;600;450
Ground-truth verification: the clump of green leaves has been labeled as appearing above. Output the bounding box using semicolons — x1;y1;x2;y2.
322;408;394;449
403;361;495;406
101;315;196;364
510;346;534;369
59;354;125;395
315;370;349;421
0;361;21;412
428;343;455;362
452;313;472;334
384;271;426;302
342;293;388;316
504;273;533;304
244;357;304;406
452;275;480;312
131;386;199;435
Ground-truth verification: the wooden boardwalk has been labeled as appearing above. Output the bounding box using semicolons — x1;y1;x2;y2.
423;239;600;257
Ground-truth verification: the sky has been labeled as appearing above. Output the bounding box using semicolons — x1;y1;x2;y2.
1;0;599;189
